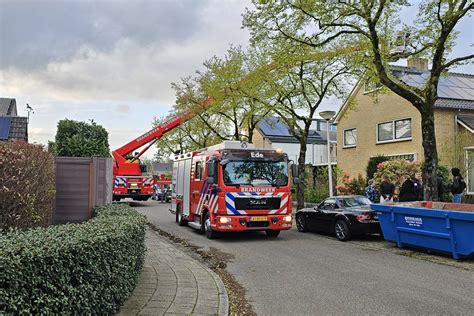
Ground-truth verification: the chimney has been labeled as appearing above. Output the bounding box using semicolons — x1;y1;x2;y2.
407;56;428;71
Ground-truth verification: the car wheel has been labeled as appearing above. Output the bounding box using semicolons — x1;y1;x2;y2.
335;220;351;241
177;205;187;226
204;212;217;239
265;230;280;237
296;214;307;232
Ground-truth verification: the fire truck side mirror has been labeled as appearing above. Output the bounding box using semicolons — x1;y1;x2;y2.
206;177;215;184
291;163;300;185
206;160;217;183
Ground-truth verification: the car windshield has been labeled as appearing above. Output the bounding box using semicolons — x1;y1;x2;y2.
223;160;288;186
338;196;372;207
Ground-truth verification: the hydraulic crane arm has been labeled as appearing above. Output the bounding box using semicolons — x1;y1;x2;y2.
112;96;215;167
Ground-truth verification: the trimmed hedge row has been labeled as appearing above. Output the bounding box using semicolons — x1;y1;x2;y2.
0;204;146;314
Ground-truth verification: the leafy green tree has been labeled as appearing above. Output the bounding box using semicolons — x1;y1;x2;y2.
244;0;473;200
55;119;110;157
218;42;353;208
47;140;57;155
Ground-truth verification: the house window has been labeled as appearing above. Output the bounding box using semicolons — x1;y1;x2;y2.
195;161;203;180
387;154;416;161
318;121;337;132
377;118;412;143
343;128;357;148
467;149;474;195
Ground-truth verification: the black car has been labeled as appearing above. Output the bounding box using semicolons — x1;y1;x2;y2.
295;195;381;241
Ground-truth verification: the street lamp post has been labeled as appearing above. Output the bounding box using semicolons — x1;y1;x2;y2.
319;110;336;197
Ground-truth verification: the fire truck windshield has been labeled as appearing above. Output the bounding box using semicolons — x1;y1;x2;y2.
222;160;288;186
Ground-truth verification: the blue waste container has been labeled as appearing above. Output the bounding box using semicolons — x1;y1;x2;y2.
371;203;474;259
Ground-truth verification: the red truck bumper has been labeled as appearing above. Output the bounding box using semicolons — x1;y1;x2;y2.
210;214;292;232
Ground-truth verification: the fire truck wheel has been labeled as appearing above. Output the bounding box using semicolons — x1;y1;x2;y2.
177;205;187;226
265;230;280;237
204;212;218;239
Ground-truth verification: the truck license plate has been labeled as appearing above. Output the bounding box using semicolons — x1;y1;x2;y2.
250;216;268;222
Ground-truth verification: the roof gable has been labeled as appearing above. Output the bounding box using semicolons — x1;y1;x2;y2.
0;98;17;116
335;69;474;123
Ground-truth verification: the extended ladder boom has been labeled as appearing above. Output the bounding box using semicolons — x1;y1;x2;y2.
112;96;215;173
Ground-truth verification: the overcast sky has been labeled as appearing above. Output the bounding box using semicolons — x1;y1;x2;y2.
0;0;473;159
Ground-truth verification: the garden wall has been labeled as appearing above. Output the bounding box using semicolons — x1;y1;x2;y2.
53;157;112;224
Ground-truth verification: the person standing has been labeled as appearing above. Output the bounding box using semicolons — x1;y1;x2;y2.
379;175;395;203
399;173;421;202
451;167;467;203
365;179;378;203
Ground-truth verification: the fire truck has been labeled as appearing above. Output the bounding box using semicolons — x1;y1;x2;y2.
172;141;298;238
112;97;214;201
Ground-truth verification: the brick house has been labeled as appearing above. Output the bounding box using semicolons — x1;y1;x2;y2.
334;64;474;194
0;98;28;142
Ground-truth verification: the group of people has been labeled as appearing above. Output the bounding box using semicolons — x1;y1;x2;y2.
365;168;467;204
153;184;169;203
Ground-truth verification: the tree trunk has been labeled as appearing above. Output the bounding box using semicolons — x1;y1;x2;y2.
296;140;307;210
420;106;439;201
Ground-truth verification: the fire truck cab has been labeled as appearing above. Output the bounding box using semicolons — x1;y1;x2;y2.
171;141;297;239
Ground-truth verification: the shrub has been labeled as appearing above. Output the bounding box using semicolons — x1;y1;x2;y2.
55;119;110;157
373;160;421;188
304;166;328;203
0;142;55;230
336;172;366;195
0;204;146;314
366;155;390;180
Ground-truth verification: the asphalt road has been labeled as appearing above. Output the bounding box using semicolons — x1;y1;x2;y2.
132;200;474;315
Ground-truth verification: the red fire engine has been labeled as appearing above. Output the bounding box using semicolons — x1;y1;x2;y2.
112;97;215;201
172;141;298;238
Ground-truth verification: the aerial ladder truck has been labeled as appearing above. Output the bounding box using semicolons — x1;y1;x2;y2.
112;97;215;201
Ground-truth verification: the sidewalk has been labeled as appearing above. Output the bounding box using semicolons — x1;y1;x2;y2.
119;228;228;316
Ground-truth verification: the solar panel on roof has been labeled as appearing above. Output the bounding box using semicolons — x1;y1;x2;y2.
454;76;474;89
0;117;12;140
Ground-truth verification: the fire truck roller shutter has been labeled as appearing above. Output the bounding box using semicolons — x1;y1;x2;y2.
182;158;192;216
171;162;179;213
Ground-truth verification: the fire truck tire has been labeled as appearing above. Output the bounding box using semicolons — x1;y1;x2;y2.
265;230;280;237
177;205;187;226
204;212;218;239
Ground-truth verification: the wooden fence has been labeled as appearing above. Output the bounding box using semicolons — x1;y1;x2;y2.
53;157;112;224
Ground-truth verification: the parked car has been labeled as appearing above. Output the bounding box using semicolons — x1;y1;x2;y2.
295;195;381;241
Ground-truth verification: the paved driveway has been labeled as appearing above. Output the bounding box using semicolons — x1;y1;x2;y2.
133;201;474;315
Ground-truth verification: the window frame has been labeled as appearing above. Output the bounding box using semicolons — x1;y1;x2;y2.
343;128;357;148
376;118;412;144
194;161;203;180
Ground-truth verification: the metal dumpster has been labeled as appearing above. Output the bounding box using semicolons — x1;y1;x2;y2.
371;202;474;259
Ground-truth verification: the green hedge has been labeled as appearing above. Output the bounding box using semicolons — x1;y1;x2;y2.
0;204;146;314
